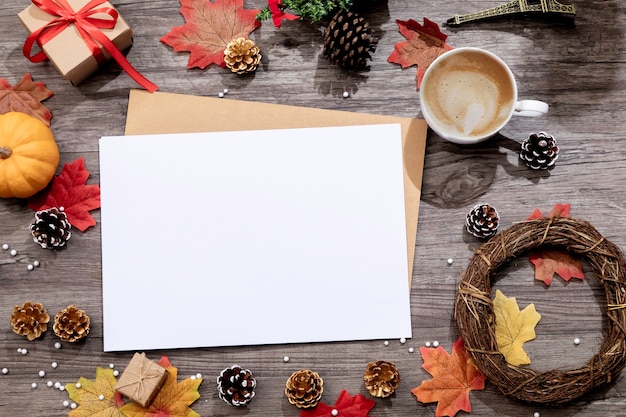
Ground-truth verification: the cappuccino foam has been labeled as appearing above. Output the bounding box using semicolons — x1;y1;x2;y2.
422;50;516;139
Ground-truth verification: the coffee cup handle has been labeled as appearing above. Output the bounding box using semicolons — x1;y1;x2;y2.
514;100;549;117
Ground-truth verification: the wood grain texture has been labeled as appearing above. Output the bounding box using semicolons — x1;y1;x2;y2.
1;0;625;416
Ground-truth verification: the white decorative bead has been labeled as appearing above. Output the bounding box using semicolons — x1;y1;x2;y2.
195;373;202;379
70;403;77;409
109;363;115;368
113;370;119;377
59;385;65;391
283;356;290;363
33;260;40;267
54;382;61;388
63;400;70;407
409;347;415;353
27;264;34;271
383;340;389;346
223;88;229;94
574;338;581;345
2;243;8;250
17;348;22;354
31;382;38;389
76;382;81;388
425;341;431;347
99;394;105;400
342;91;349;98
534;412;540;417
54;342;62;349
39;370;45;377
47;380;53;387
433;341;440;347
400;337;407;344
447;258;454;265
190;375;196;380
51;362;58;369
21;348;28;355
331;409;339;416
10;249;17;256
218;92;225;98
59;206;65;212
2;368;8;374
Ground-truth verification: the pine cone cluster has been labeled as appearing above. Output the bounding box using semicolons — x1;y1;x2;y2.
53;305;90;342
363;360;400;398
323;10;377;70
224;37;262;74
30;207;72;249
466;204;500;239
520;132;559;170
11;301;50;340
285;369;324;409
217;365;256;406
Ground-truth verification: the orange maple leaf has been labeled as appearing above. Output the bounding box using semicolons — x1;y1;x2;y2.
526;203;584;285
65;367;126;417
120;356;202;417
161;0;260;69
0;74;53;126
387;18;453;88
412;337;486;417
530;250;585;285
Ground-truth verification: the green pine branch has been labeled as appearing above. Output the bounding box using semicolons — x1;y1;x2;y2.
257;0;353;23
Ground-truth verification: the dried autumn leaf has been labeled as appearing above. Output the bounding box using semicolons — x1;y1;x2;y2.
27;158;101;232
120;356;202;417
493;289;541;366
301;389;376;417
387;18;453;88
526;203;584;285
66;367;126;417
0;74;53;126
530;250;585;286
161;0;260;69
412;337;486;417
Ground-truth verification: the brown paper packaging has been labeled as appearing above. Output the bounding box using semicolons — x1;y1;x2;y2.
18;0;133;86
115;352;168;408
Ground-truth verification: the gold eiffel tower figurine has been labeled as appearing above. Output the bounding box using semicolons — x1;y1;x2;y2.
446;0;576;26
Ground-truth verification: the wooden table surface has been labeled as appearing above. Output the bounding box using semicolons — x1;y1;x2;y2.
2;1;626;416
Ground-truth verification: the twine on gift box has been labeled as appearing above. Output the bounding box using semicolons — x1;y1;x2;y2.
23;0;158;92
455;217;626;404
116;356;165;400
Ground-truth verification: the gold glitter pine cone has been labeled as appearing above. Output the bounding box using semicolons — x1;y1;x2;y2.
285;369;324;409
11;301;50;340
363;360;400;398
224;37;262;74
53;305;90;342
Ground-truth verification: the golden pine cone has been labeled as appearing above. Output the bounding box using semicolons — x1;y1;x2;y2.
11;301;50;340
284;369;324;408
224;37;262;74
363;360;400;398
53;305;90;342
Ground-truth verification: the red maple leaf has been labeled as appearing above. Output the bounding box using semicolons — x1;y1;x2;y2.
0;74;53;126
412;337;486;417
526;203;584;285
161;0;260;69
387;18;453;88
301;390;375;417
28;158;100;232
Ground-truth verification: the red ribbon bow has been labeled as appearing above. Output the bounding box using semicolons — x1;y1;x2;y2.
23;0;157;92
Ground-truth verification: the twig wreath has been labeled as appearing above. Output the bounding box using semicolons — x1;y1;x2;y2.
455;217;626;404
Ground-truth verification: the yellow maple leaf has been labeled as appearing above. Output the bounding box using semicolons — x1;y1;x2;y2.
493;289;541;366
120;356;202;417
65;367;125;417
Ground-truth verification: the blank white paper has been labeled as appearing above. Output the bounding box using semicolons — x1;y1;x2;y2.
99;123;411;351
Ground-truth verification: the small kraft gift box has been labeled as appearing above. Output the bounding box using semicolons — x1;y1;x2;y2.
115;352;168;408
18;0;156;91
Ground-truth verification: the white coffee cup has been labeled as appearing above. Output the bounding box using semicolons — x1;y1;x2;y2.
419;47;549;144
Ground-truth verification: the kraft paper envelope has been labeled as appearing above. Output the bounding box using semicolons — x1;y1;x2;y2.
125;89;427;283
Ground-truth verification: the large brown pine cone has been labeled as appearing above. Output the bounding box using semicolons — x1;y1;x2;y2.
363;360;400;397
11;301;50;340
323;10;377;70
285;369;324;408
53;305;90;342
217;365;256;406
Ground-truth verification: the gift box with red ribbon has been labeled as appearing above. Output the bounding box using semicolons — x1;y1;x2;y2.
18;0;156;91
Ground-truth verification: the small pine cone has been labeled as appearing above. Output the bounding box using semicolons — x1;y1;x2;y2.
30;207;72;249
217;365;256;406
520;132;559;170
224;37;262;74
363;360;400;398
466;204;500;238
285;369;324;409
53;305;90;342
11;301;50;340
323;10;378;70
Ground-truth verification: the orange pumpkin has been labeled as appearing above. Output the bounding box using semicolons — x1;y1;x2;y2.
0;112;59;198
